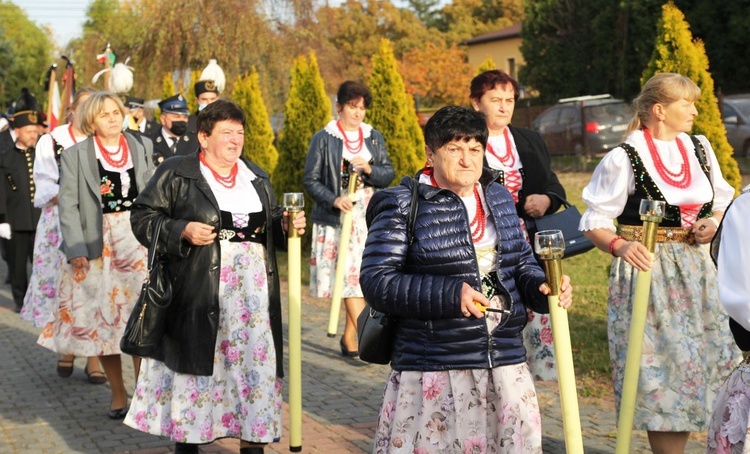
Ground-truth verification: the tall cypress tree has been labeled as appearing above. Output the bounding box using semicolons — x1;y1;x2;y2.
367;39;424;181
233;67;279;174
274;52;331;215
642;2;741;193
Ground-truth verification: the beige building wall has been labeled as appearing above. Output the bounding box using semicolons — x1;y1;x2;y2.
467;37;525;81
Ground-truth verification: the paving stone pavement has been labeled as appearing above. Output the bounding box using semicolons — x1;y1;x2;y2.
0;259;707;453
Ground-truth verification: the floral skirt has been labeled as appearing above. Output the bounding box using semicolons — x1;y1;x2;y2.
21;205;64;328
707;359;750;453
310;186;373;299
608;242;740;431
523;310;557;382
373;363;542;453
37;211;147;356
124;241;282;444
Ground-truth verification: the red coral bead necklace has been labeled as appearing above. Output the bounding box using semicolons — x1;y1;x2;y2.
94;134;129;168
199;151;238;188
643;127;692;189
430;174;486;242
337;121;364;154
486;128;515;167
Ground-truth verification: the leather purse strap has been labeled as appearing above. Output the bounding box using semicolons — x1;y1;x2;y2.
546;192;573;209
147;216;165;271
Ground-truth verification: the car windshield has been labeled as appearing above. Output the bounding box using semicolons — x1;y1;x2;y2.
585;102;632;122
728;99;750;117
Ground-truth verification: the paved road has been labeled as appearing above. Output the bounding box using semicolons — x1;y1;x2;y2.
0;259;707;453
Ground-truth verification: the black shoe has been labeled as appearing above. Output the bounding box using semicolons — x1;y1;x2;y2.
107;406;128;420
174;442;199;453
240;447;264;454
339;337;359;358
13;304;22;314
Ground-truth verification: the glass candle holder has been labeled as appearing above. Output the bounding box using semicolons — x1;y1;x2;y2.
534;229;565;260
639;199;666;222
283;193;305;213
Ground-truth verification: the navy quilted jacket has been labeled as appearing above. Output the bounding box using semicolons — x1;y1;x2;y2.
360;172;549;371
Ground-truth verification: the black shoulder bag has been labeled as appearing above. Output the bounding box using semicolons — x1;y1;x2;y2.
525;192;595;259
120;215;172;358
357;181;419;364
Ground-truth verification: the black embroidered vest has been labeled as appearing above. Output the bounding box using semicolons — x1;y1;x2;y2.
617;136;713;227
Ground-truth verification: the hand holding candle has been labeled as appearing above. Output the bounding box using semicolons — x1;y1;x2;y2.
615;199;666;454
534;230;583;454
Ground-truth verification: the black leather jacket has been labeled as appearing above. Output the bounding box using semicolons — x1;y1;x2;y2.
361;173;549;371
303;126;395;227
130;153;286;377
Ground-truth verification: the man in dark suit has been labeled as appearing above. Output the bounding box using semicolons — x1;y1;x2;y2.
147;94;198;166
0;88;43;312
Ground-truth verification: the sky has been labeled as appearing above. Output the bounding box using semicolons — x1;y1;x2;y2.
14;0;434;48
15;0;91;47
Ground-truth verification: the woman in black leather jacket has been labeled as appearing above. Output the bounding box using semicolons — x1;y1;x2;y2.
361;106;572;453
303;81;394;358
124;100;305;454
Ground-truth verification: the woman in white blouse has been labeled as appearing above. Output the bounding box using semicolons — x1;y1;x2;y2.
579;72;740;454
22;87;106;384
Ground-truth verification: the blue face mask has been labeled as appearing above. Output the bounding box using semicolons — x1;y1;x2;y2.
198;103;207;112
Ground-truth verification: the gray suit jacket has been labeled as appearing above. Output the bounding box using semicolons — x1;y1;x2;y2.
59;132;154;261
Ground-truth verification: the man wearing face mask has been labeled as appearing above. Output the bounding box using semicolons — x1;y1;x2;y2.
188;59;225;133
147;93;197;166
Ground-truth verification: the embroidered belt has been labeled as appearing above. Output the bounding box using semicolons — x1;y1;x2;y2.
218;228;264;244
618;225;694;244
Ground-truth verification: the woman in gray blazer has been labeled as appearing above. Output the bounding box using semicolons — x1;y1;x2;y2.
37;91;155;419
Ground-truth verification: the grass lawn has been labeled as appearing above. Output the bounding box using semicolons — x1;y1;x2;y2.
278;161;750;397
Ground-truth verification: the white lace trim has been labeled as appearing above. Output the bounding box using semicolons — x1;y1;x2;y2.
323;120;373;140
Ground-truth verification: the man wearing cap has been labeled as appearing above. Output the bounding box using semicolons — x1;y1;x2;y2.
146;93;198;166
124;96;159;136
0;88;43;312
189;59;226;133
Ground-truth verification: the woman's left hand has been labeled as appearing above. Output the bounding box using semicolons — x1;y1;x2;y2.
283;210;306;236
691;217;719;244
539;274;573;309
523;194;552;218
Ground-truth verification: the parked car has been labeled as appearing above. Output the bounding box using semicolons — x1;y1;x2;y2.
532;95;632;155
722;94;750;157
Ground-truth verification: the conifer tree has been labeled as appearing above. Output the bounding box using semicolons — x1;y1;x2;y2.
186;69;200;114
642;2;740;193
274;52;331;215
233;67;279;174
367;39;425;181
155;72;176;122
476;56;497;75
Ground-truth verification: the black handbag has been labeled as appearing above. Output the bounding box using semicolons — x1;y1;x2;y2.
526;192;595;259
357;307;396;365
120;216;172;358
357;180;419;364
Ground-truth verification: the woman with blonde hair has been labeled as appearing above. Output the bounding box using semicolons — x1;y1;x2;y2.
579;72;740;453
38;91;154;418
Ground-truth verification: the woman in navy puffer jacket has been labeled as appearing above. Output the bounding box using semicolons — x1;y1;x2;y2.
361;106;573;453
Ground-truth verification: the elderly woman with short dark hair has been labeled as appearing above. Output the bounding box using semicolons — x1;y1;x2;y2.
124;100;305;454
361;105;572;452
